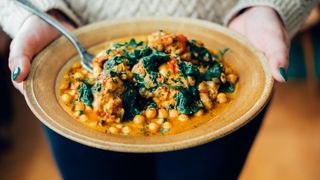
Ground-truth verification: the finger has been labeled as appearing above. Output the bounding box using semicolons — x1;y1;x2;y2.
8;15;61;82
242;28;289;82
262;33;289;82
8;37;34;83
267;49;289;82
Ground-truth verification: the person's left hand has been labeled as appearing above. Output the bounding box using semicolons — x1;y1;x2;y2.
228;6;290;82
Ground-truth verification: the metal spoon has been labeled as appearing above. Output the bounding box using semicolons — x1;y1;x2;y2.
16;0;94;72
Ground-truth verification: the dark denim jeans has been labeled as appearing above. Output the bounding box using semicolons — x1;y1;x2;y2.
43;106;267;180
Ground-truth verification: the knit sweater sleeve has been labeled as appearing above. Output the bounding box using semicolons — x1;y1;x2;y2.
0;0;81;38
224;0;320;37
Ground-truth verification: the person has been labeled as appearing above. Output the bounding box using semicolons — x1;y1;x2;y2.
0;0;318;179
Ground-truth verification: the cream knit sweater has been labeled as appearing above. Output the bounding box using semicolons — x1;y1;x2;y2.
0;0;319;38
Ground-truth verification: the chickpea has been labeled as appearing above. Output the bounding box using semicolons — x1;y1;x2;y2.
74;72;85;80
122;126;131;134
61;93;71;104
115;118;121;123
116;124;123;129
133;115;145;124
120;73;127;80
68;90;76;96
156;118;164;125
227;74;238;84
200;93;213;110
198;82;207;92
106;118;115;123
148;122;159;133
158;109;169;119
162;122;172;129
79;114;88;122
220;73;226;83
178;114;189;122
216;93;228;104
194;109;204;117
109;126;118;134
60;79;70;90
159;64;169;77
161;101;171;109
73;111;82;117
81;69;88;75
146;108;157;119
187;76;196;86
169;109;179;119
93;66;102;76
74;102;85;111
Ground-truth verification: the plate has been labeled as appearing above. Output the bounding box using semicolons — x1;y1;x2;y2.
24;17;273;152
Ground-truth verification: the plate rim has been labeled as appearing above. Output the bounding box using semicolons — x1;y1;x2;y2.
23;17;274;153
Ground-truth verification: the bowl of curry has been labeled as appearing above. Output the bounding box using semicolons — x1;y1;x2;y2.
24;17;273;152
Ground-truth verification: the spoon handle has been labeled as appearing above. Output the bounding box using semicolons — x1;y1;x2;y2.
15;0;87;56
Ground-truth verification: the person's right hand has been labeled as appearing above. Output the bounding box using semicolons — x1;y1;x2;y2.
8;10;75;94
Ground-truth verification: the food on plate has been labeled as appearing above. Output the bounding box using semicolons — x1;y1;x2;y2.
59;31;238;136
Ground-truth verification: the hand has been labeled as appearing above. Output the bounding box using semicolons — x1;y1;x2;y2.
8;10;75;94
228;6;290;82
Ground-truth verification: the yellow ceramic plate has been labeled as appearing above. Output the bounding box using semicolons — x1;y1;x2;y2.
24;18;273;153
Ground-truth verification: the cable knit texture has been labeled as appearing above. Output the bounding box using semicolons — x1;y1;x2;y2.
0;0;80;37
0;0;319;38
65;0;234;24
225;0;320;37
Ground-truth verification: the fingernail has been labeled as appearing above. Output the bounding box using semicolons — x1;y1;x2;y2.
279;67;288;82
12;67;21;81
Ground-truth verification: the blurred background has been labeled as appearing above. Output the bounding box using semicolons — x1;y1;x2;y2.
0;6;320;180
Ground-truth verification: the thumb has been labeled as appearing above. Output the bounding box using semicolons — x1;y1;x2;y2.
262;33;290;82
8;15;66;83
8;37;34;83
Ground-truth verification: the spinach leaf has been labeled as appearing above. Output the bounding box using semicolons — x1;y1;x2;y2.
147;101;157;109
219;81;235;93
133;73;145;86
138;45;152;57
112;38;143;49
142;50;170;73
175;86;202;115
144;71;159;89
78;83;94;106
201;62;223;81
178;61;200;79
159;83;183;89
217;48;229;61
122;82;145;120
103;55;127;70
188;40;215;63
121;46;152;68
128;39;144;47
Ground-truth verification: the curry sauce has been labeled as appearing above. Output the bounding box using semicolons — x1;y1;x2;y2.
59;31;238;136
